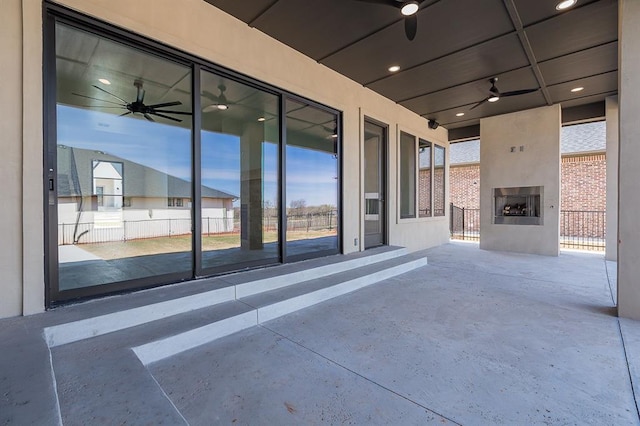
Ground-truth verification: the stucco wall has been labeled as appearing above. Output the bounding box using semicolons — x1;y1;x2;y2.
3;0;450;317
479;105;561;256
0;0;24;317
605;96;618;261
618;0;640;319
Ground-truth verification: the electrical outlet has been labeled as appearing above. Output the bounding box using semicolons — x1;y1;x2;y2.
354;238;358;246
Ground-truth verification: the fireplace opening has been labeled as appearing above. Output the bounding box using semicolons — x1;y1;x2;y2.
494;186;542;225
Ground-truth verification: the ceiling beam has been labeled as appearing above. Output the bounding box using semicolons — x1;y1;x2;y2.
248;0;280;27
502;0;553;106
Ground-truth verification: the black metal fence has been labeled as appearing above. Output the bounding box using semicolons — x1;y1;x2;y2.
450;204;480;241
450;204;606;251
560;210;606;251
59;211;338;245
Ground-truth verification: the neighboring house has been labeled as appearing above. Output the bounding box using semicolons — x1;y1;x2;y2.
57;145;237;244
449;121;606;212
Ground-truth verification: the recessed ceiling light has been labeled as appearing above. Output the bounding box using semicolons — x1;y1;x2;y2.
217;104;228;110
401;1;419;16
258;117;266;122
388;65;401;72
570;86;584;93
488;96;500;103
456;112;465;117
98;78;111;85
556;0;577;11
332;134;338;139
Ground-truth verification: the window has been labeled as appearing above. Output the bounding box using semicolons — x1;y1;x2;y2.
418;139;432;217
168;198;184;207
399;132;416;219
434;145;446;216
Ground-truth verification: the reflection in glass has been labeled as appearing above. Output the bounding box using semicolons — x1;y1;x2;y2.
400;132;416;219
286;99;339;258
418;139;432;217
364;121;385;248
200;71;280;271
434;145;446;216
55;23;193;291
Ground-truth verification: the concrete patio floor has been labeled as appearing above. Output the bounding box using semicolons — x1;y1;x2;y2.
2;241;640;425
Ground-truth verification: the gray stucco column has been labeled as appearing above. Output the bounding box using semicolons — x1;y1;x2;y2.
240;123;264;250
605;96;618;262
617;0;640;319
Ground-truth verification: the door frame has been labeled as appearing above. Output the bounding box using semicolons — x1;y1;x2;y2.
363;116;389;249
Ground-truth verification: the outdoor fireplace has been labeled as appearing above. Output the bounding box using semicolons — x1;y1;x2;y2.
494;186;542;225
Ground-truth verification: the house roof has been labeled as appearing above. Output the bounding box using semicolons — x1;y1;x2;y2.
57;146;237;199
450;121;606;165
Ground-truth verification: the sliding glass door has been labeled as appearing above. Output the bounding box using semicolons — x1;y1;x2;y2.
45;9;342;304
52;22;193;298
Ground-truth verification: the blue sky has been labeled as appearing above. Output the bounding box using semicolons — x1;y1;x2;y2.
57;105;338;207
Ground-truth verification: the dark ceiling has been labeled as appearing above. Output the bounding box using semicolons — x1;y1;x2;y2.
205;0;617;135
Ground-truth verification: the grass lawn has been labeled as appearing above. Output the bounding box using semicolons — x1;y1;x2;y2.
77;229;337;260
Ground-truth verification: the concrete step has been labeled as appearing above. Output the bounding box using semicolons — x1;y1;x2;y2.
44;245;408;347
131;252;428;365
240;252;429;323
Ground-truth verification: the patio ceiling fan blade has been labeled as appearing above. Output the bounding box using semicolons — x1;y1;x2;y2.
91;85;129;104
148;101;182;109
501;88;539;97
470;98;489;110
71;93;124;106
152;109;192;115
150;111;182;122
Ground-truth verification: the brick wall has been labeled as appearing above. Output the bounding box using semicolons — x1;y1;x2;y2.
450;153;606;211
560;153;606;211
450;164;481;209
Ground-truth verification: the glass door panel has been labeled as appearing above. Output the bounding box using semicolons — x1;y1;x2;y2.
285;99;339;259
200;71;280;272
54;22;193;294
364;120;386;248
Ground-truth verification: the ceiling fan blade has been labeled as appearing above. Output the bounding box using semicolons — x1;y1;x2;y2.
405;15;417;41
500;88;539;97
77;105;127;109
148;100;182;109
152;109;192;115
143;113;155;122
92;85;129;104
201;90;219;102
71;93;125;106
149;111;182;122
470;98;489;110
119;111;132;117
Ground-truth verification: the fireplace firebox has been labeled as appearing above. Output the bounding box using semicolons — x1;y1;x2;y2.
493;186;542;225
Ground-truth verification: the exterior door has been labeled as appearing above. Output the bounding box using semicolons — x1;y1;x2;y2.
364;120;387;248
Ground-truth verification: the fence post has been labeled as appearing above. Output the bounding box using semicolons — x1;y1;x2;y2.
123;220;127;242
462;207;465;240
449;203;453;236
328;210;332;231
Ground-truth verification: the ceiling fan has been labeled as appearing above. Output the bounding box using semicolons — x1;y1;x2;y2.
355;0;424;41
72;80;191;122
470;77;539;110
202;84;232;112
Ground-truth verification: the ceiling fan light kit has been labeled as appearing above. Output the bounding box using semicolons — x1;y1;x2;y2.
354;0;423;41
401;1;419;16
556;0;577;11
